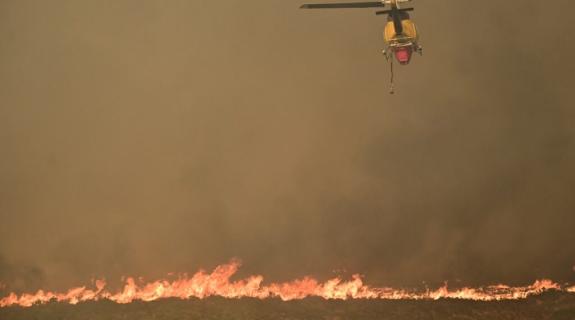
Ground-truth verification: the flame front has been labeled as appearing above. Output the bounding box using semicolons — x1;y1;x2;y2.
1;261;573;308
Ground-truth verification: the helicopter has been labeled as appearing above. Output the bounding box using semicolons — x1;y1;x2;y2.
300;0;422;93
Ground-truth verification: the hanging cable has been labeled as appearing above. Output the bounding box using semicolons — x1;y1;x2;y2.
389;58;395;94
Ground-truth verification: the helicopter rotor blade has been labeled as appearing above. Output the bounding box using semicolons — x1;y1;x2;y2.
300;2;385;9
375;7;413;15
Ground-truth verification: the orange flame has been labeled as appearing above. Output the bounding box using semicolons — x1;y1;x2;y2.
1;261;573;308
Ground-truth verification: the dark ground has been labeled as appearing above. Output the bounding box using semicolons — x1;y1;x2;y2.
1;292;574;320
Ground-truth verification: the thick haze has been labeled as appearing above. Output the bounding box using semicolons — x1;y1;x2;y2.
1;0;574;293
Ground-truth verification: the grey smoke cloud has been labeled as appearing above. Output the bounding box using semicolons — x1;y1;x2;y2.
0;0;574;292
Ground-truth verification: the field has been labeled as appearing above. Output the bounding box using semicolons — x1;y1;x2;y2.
1;292;574;320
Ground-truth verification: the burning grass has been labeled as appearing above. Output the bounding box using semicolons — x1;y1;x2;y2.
1;292;574;320
2;261;573;308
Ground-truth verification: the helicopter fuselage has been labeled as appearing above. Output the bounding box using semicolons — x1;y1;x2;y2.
381;6;421;65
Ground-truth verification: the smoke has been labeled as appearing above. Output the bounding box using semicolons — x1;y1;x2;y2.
0;0;574;292
0;255;44;294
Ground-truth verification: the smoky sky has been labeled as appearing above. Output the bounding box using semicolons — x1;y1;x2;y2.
1;0;574;293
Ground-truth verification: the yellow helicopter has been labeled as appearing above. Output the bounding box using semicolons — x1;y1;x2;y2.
300;0;422;93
